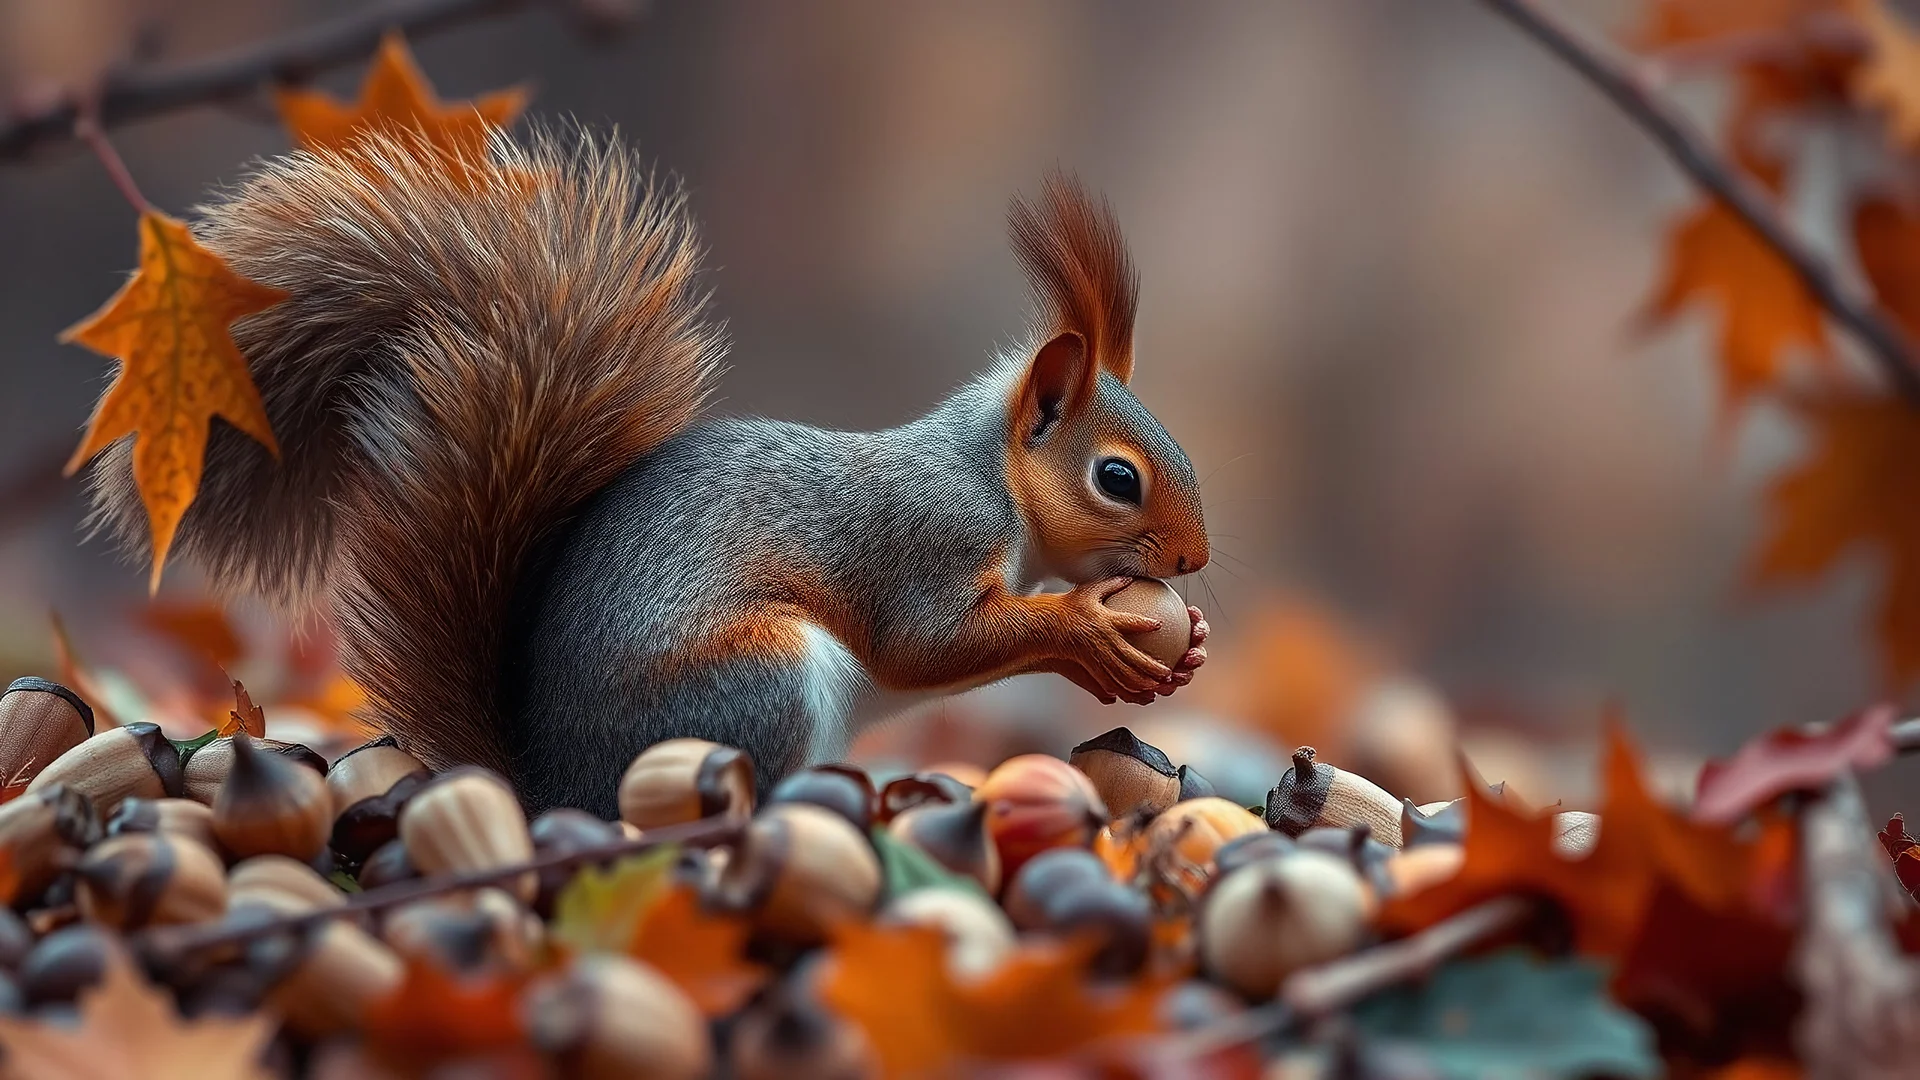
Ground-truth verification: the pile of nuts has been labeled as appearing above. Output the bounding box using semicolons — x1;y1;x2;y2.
0;673;1572;1077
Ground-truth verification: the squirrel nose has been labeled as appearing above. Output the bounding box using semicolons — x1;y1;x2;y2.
1175;545;1209;575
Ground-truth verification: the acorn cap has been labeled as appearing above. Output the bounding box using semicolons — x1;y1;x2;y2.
1264;747;1333;836
768;764;877;832
211;734;333;861
1002;847;1111;932
888;799;1000;894
26;722;182;814
1176;764;1216;802
1069;727;1179;820
0;678;95;792
181;737;325;805
877;771;974;823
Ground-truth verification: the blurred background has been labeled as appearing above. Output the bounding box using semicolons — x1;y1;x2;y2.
2;0;1910;812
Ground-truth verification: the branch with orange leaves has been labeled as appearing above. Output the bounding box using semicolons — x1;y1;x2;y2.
0;0;638;162
1475;0;1920;404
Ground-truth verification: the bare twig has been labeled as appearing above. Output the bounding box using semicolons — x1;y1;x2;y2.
1794;773;1920;1079
1476;0;1920;403
134;813;742;960
0;0;538;161
74;111;152;216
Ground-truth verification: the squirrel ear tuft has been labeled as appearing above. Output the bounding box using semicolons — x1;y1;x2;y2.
1017;332;1094;444
1008;173;1138;384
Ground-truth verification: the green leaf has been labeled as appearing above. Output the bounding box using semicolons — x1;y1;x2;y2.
870;826;988;902
327;870;362;894
1350;949;1659;1080
170;727;222;763
550;846;678;954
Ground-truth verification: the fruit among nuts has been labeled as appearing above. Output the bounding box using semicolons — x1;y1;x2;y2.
972;754;1108;880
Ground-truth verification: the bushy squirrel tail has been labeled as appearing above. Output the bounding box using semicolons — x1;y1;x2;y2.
84;127;727;776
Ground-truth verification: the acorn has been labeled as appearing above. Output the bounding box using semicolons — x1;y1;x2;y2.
1069;727;1179;820
729;987;877;1080
227;855;346;914
1176;764;1217;801
1341;677;1464;806
211;734;333;862
1381;843;1464;898
75;833;225;930
181;737;326;806
1146;797;1270;893
17;925;116;1006
399;767;536;902
618;739;755;830
887;799;1001;894
1212;831;1298;880
325;735;430;864
878;771;974;822
1399;798;1465;848
383;888;540;973
769;764;877;832
26;722;182;814
0;678;94;792
1104;578;1193;667
1028;877;1153;978
972;754;1107;880
265;920;404;1038
1002;848;1111;932
1264;747;1404;847
531;808;624;915
357;837;418;891
525;954;711;1080
0;784;101;901
1553;811;1601;857
881;888;1016;979
1198;849;1372;999
1294;825;1396;899
715;803;881;946
105;797;221;855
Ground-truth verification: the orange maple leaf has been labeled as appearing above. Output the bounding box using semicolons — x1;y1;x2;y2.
1380;719;1766;955
362;956;532;1067
1642;184;1831;421
628;883;769;1018
818;921;1167;1078
1851;0;1920;148
139;601;244;668
62;211;287;592
1629;0;1833;49
1749;388;1920;687
219;678;266;738
275;32;526;162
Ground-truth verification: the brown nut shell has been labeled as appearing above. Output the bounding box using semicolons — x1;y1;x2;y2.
1002;848;1111;932
1068;727;1180;820
0;784;101;901
267;920;403;1038
228;855;347;914
399;768;535;901
525;954;711;1080
0;678;94;792
973;754;1108;881
1146;797;1269;892
1104;578;1191;666
75;833;226;930
1198;849;1371;998
1263;747;1404;847
182;737;326;805
212;734;333;862
619;739;755;830
26;722;181;814
105;797;220;855
326;737;431;863
887;799;1000;894
716;803;880;946
357;838;418;891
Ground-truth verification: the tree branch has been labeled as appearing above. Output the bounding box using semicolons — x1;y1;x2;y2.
1475;0;1920;404
0;0;540;162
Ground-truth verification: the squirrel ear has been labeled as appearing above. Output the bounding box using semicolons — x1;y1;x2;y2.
1017;332;1094;444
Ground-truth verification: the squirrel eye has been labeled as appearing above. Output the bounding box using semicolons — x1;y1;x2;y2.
1095;458;1142;505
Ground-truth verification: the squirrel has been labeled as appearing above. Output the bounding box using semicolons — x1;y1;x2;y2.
80;128;1212;817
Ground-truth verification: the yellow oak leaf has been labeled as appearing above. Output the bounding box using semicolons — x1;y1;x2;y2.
1851;0;1920;148
1749;388;1920;687
274;31;526;161
0;953;274;1080
62;211;287;592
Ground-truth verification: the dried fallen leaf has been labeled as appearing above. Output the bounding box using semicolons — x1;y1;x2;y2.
818;921;1167;1078
1851;0;1920;148
551;849;674;955
138;601;244;669
61;211;287;592
1748;389;1920;687
274;32;526;163
361;955;532;1068
0;952;274;1079
1693;706;1896;823
219;678;266;739
1629;0;1831;49
629;882;769;1018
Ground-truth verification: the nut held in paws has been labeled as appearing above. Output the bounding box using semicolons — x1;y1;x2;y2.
1104;578;1189;666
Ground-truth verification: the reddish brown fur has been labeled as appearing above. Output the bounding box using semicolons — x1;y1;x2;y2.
1008;174;1139;384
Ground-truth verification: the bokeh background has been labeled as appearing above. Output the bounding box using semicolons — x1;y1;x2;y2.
3;0;1910;811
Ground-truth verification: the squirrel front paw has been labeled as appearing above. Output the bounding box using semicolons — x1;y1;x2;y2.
1055;577;1175;704
1153;605;1209;698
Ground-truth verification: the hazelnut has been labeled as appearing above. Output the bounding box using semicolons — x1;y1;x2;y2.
525;954;711;1080
325;736;430;864
1146;797;1269;893
715;803;881;946
105;797;221;855
399;768;535;901
1264;747;1404;847
0;784;101;901
26;722;181;814
887;799;1000;894
180;737;325;805
972;755;1107;880
75;833;226;929
769;764;877;832
0;678;94;792
1068;727;1179;820
212;734;333;862
1198;849;1371;998
618;739;754;830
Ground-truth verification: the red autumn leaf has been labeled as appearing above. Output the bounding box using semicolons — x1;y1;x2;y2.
218;678;266;739
274;32;526;164
1894;847;1920;903
1693;706;1897;824
627;883;769;1017
1748;389;1920;687
361;956;532;1067
1881;813;1914;859
818;921;1167;1078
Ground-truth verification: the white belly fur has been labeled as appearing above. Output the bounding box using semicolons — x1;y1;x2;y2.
796;622;943;764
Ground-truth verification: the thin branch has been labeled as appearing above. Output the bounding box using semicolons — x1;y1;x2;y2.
0;0;538;162
133;813;742;961
75;112;152;216
1476;0;1920;404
